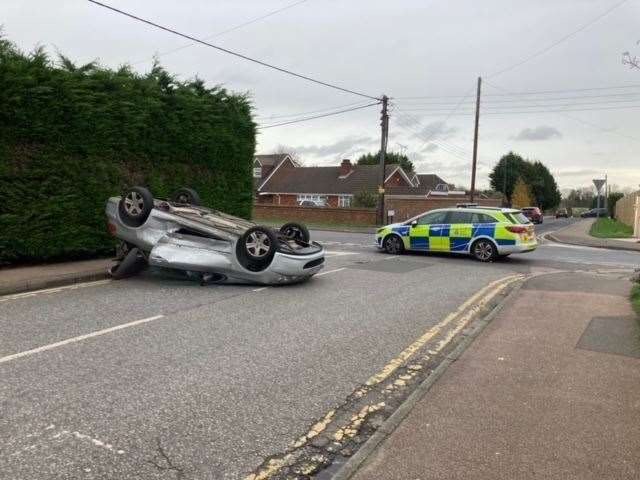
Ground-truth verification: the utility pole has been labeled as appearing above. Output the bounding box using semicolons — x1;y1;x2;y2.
470;76;481;203
604;173;608;216
377;95;389;225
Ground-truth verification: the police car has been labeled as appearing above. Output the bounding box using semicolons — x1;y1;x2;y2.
376;206;537;261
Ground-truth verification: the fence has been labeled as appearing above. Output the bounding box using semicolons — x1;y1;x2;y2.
385;197;502;222
253;204;376;225
253;196;503;226
614;190;640;231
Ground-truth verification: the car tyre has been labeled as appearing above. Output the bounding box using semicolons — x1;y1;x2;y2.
280;222;310;243
237;226;279;272
383;234;404;255
118;186;154;227
171;187;201;206
109;247;147;279
471;239;497;262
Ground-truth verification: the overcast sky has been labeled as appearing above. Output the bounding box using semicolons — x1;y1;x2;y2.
4;0;640;190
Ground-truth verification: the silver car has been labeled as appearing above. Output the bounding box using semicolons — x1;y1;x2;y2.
105;186;325;285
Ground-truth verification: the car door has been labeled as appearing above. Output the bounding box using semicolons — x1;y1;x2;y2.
447;211;475;252
409;210;450;251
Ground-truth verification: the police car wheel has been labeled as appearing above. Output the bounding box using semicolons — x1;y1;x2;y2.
383;235;404;255
471;239;497;262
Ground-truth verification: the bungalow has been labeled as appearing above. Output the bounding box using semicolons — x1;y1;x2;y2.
255;157;450;207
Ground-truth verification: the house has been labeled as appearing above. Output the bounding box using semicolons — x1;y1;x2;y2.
255;157;449;207
253;153;298;192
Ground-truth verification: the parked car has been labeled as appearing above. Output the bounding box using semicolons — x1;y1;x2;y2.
555;208;569;219
580;208;609;218
376;207;537;262
298;199;325;207
106;186;325;285
521;207;543;224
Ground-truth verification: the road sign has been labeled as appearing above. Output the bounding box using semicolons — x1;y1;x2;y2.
593;179;605;192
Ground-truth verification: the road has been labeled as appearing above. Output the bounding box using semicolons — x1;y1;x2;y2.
1;218;638;479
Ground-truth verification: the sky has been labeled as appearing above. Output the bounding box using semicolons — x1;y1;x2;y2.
3;0;640;191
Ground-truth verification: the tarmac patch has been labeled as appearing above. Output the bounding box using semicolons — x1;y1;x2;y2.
348;260;431;273
577;315;640;358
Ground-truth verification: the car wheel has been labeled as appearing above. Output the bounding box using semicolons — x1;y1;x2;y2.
471;239;497;262
280;222;310;243
118;186;154;227
383;234;404;255
109;247;147;279
237;226;278;272
170;187;201;206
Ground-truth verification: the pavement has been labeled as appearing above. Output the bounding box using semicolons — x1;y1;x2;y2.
347;270;640;480
0;258;112;295
547;218;640;252
1;220;640;479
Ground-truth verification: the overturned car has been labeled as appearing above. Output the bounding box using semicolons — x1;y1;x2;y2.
105;186;325;285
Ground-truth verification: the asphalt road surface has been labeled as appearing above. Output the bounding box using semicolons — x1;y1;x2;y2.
1;218;638;479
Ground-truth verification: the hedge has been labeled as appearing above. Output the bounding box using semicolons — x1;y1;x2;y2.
0;38;256;264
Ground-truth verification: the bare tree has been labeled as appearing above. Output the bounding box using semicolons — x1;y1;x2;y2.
623;41;640;69
274;144;301;164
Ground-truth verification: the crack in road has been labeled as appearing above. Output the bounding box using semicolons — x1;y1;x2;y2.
147;438;185;479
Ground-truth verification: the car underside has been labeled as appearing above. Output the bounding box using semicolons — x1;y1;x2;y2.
106;187;325;285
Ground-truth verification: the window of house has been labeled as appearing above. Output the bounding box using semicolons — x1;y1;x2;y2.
296;194;327;206
253;166;262;178
338;195;352;208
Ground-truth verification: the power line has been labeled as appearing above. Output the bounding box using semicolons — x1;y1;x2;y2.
399;97;640;112
395;92;640;106
128;0;310;66
258;101;380;129
483;79;640;143
487;0;630;78
394;83;640;100
397;104;640;115
87;0;381;101
256;100;372;121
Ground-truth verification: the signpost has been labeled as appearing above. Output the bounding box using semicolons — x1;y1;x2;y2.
593;178;606;218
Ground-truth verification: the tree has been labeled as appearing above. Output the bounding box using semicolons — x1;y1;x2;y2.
353;189;377;208
356;150;414;173
489;152;560;209
489;152;529;203
528;161;561;210
511;177;534;208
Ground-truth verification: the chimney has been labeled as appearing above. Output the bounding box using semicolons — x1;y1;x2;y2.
339;159;353;178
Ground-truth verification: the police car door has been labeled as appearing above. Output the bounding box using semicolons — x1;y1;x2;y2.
425;210;452;252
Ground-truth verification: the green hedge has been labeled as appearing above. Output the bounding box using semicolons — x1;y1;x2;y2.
0;38;256;264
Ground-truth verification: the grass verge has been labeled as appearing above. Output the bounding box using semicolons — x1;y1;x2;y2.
589;218;634;238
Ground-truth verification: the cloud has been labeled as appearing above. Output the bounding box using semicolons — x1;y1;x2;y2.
412;121;458;140
513;125;562;141
293;135;376;159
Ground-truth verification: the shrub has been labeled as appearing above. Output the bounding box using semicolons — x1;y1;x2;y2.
0;38;256;263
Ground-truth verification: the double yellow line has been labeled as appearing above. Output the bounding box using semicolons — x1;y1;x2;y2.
245;273;524;480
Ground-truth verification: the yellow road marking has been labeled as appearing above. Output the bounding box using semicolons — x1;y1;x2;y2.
244;273;524;480
364;274;523;387
0;280;112;303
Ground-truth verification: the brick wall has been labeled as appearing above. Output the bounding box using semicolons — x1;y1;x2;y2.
614;190;639;227
253;204;376;225
385;197;502;222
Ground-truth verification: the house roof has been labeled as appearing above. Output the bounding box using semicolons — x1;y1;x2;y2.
384;174;447;196
254;154;289;167
258;163;447;196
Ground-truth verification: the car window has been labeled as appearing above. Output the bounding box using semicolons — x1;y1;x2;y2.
417;211;449;225
448;211;474;224
471;212;497;224
507;212;531;224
